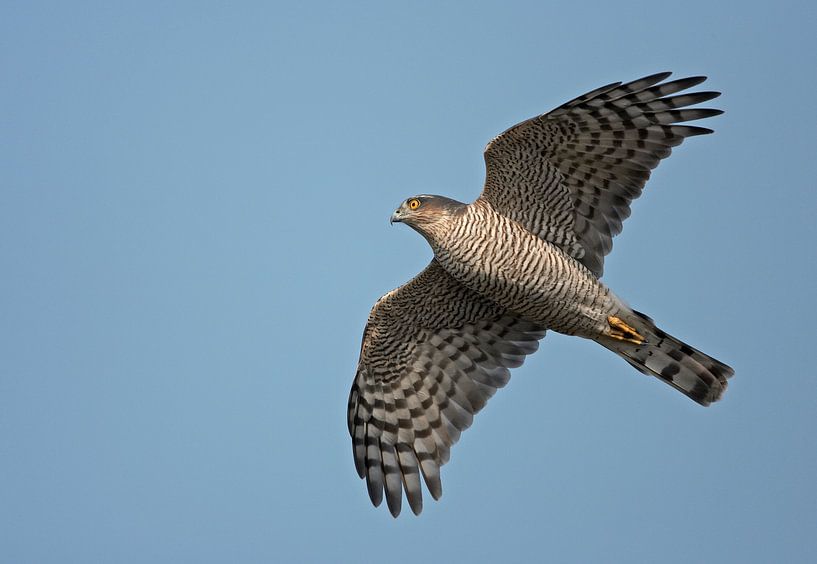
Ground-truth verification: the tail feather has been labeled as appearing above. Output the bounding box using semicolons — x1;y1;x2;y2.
598;310;734;406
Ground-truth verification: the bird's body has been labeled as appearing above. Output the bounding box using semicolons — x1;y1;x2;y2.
429;198;622;338
349;72;735;517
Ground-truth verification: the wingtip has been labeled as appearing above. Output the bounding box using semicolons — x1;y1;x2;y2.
687;108;725;122
429;482;443;501
408;495;423;516
683;75;708;87
648;71;673;82
387;496;402;518
366;477;383;508
685;125;716;136
689;90;722;104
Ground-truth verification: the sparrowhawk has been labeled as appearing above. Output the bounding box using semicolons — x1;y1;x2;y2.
347;72;734;517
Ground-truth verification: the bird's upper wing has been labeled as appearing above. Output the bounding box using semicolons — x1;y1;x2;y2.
478;72;722;277
348;260;546;517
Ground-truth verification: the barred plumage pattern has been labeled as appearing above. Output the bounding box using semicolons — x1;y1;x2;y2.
435;200;621;337
482;72;721;276
348;261;546;516
349;73;734;517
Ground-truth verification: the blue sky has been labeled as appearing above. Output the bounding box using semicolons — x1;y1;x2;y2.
2;1;816;562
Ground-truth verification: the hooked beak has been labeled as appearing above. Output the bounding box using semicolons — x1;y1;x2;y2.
390;209;403;225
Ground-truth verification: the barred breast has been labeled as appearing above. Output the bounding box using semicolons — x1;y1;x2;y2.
432;200;625;337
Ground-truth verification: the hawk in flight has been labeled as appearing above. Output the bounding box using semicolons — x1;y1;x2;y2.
347;72;734;517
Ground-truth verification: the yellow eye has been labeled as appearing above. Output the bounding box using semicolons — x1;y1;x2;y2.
408;198;421;210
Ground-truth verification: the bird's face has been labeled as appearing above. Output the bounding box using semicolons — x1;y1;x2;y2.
390;194;467;245
390;196;434;227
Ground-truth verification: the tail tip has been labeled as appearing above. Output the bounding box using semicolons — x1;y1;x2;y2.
690;362;734;406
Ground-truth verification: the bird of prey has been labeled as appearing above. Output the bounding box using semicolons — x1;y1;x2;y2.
347;72;734;517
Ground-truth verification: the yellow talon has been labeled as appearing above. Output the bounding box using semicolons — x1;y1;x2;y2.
606;316;646;345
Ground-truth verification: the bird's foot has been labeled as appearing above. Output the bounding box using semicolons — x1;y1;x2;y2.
606;316;646;345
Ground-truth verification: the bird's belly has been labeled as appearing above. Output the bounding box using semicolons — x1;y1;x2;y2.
438;234;621;337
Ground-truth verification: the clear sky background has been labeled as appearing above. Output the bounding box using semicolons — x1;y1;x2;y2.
2;1;816;563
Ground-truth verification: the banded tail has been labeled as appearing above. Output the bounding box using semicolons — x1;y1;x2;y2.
597;311;734;406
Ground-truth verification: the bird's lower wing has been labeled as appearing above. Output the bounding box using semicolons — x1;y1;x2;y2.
348;260;546;516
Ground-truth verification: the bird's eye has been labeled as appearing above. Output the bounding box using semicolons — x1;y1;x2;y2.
408;199;421;210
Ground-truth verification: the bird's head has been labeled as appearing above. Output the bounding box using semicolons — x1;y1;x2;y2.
390;195;466;243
